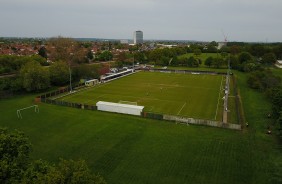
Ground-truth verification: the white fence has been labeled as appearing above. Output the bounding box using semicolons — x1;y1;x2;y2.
163;114;241;130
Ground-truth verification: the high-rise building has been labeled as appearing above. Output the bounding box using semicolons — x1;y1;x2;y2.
133;31;143;44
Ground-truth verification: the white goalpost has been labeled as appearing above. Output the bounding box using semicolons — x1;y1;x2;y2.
17;105;39;119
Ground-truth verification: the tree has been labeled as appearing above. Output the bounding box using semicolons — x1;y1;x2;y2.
134;52;146;63
205;57;213;67
238;52;253;63
193;49;202;57
48;37;87;64
230;45;241;55
170;56;179;66
86;50;94;61
186;56;199;67
158;56;170;66
250;44;266;57
55;159;106;184
116;52;127;62
73;65;100;80
212;58;224;68
48;37;75;62
23;159;106;184
209;41;218;47
206;44;217;53
247;70;281;91
38;46;47;59
148;49;163;62
261;53;277;65
96;51;113;61
20;61;50;91
49;61;69;86
0;128;31;183
273;44;282;60
230;55;241;70
277;112;282;136
242;62;259;72
270;87;282;119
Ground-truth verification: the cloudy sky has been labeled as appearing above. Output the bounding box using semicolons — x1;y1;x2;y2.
1;0;281;42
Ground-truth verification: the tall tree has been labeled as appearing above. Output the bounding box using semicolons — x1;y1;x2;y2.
49;61;69;85
48;37;86;64
261;53;277;64
48;37;74;62
205;57;213;67
20;61;50;91
38;46;47;59
238;52;253;63
87;50;94;60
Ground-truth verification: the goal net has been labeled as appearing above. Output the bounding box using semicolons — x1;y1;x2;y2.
118;100;138;106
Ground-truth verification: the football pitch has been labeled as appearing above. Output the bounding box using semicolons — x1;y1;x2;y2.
58;71;225;121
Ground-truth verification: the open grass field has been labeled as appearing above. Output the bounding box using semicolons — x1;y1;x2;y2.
0;84;280;184
57;71;226;121
0;70;281;183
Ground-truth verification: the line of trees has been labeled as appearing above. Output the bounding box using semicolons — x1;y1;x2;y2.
0;60;103;94
0;55;48;74
247;70;282;135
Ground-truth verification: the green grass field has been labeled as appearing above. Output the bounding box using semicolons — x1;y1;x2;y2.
0;70;281;184
57;71;226;121
178;53;222;61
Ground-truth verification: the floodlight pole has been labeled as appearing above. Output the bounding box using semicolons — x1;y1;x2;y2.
133;52;135;72
69;63;72;92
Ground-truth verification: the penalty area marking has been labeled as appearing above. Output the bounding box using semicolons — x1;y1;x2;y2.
177;102;186;115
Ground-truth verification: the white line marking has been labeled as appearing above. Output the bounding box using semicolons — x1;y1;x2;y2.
177;102;186;115
215;76;224;120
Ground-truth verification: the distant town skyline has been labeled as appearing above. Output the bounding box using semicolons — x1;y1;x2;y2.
1;0;282;42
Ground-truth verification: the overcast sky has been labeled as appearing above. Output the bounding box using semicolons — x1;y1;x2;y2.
1;0;282;42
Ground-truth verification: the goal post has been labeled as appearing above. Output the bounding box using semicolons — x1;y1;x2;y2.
17;105;39;119
118;100;138;106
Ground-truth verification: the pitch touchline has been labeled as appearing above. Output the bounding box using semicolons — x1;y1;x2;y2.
177;102;186;115
215;76;224;120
